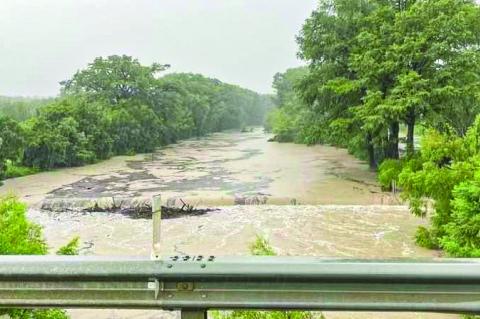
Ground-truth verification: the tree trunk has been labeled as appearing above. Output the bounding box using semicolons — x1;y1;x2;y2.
406;110;415;156
366;133;376;169
388;122;400;159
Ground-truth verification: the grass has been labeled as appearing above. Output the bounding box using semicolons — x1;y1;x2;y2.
5;162;40;179
249;235;276;256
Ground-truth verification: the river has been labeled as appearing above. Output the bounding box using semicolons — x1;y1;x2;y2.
0;128;454;319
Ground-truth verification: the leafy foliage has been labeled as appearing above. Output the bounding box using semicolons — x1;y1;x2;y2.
249;235;276;256
1;55;272;178
0;195;47;255
266;67;311;143
213;235;320;319
378;159;403;190
0;117;26;179
268;0;480;169
7;309;68;319
441;177;480;257
5;162;40;179
380;115;480;254
56;236;80;255
0;195;73;319
0;96;52;121
213;311;315;319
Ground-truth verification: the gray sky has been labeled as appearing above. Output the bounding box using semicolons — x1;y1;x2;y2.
0;0;318;97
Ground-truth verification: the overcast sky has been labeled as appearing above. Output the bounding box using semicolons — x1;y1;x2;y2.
0;0;318;97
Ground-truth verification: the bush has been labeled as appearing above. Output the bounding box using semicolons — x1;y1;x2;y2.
266;109;297;143
0;195;47;255
56;236;80;255
0;195;76;319
212;236;321;319
395;123;480;249
5;162;40;178
414;226;438;250
378;159;403;190
440;178;480;257
249;235;276;256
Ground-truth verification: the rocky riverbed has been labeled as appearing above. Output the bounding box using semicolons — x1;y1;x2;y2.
1;129;395;208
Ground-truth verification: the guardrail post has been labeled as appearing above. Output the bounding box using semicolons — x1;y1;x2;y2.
181;310;207;319
152;194;162;259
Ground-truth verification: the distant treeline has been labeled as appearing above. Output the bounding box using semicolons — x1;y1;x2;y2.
0;55;273;178
0;96;52;121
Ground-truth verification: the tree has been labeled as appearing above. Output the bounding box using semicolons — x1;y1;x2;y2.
1;56;272;179
61;55;169;105
22;100;97;169
296;0;375;165
0;117;25;178
287;0;480;168
393;0;480;147
0;96;52;121
383;116;480;250
267;67;309;143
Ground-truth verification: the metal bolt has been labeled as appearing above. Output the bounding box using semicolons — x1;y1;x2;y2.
167;264;173;268
201;294;207;299
168;294;173;298
201;264;206;268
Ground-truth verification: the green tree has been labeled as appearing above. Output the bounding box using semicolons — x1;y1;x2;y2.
267;67;309;143
0;117;26;179
383;116;480;250
0;96;52;121
296;0;374;165
1;56;272;179
0;195;80;319
61;55;169;105
290;0;480;168
22;103;95;169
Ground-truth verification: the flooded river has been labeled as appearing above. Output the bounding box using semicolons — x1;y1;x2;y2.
0;129;454;319
1;128;391;206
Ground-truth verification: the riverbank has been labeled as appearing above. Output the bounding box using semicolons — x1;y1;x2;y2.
0;129;396;209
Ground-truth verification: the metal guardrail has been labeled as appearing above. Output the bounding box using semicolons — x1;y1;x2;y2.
0;256;480;317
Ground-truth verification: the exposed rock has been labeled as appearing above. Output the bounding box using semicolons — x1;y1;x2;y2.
234;194;269;205
40;196;218;219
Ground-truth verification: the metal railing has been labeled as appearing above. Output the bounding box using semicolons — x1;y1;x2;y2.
2;196;479;317
0;255;480;318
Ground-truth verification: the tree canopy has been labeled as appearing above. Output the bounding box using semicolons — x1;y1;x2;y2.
268;0;480;168
265;0;480;257
0;55;272;176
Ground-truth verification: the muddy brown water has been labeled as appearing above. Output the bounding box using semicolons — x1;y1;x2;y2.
1;128;393;206
0;129;455;319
